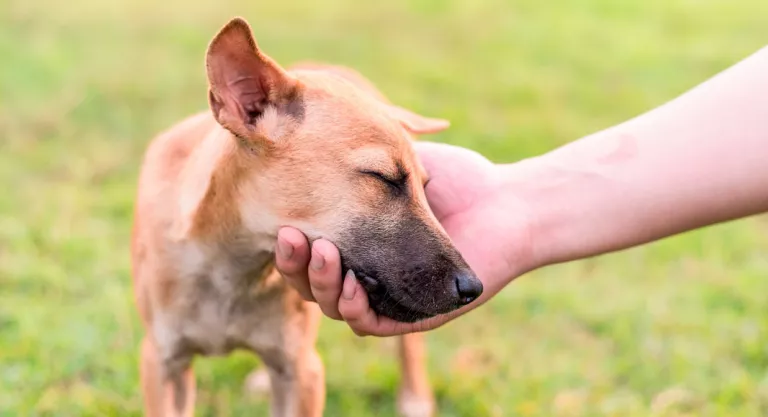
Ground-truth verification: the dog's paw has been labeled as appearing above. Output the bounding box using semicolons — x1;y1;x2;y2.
397;390;435;417
244;369;271;397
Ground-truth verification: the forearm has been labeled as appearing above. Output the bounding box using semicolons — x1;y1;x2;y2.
512;46;768;268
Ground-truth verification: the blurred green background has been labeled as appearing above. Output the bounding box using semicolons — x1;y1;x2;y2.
2;0;768;416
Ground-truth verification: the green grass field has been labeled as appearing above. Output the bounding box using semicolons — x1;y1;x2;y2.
2;0;768;415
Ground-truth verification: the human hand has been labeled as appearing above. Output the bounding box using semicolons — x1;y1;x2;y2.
275;141;536;335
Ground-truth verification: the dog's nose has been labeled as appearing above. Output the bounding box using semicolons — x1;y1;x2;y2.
454;270;483;305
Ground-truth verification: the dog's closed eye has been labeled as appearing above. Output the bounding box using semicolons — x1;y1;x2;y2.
360;170;408;192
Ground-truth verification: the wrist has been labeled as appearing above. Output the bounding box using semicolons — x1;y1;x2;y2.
498;127;668;270
486;156;561;274
494;152;606;271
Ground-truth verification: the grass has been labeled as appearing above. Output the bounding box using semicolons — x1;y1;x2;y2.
2;0;768;415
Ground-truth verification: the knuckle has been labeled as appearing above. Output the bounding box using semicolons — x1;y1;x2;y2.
319;305;341;320
338;303;363;321
277;266;295;277
278;272;299;285
309;279;331;293
276;262;302;276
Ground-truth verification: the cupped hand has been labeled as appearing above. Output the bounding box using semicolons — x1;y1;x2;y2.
275;141;536;336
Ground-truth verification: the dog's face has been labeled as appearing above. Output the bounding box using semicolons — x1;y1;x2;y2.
205;18;482;322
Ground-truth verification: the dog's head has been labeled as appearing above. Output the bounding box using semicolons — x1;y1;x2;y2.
204;17;482;322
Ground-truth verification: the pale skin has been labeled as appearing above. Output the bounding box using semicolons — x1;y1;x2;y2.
276;45;768;337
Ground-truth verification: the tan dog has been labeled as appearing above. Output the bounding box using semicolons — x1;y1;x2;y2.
131;17;483;417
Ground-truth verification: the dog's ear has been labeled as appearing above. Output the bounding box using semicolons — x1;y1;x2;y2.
206;17;298;140
384;104;450;135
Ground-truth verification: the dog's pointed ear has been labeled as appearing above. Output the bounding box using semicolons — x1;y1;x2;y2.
206;17;298;139
385;104;450;135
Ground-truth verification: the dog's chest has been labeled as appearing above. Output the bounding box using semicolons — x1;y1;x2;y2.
156;242;288;359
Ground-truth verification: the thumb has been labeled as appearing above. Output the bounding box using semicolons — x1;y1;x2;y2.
413;141;453;174
414;141;495;175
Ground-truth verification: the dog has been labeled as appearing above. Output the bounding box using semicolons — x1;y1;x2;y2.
131;17;483;417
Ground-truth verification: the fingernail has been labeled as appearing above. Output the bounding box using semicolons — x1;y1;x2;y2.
310;248;325;271
342;270;357;300
277;238;293;260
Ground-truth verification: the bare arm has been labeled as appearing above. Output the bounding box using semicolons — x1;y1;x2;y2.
523;45;768;268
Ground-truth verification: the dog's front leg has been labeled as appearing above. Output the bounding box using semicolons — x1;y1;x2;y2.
260;347;325;417
250;297;325;417
140;337;196;417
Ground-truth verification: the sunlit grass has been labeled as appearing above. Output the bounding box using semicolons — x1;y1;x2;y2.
2;0;768;415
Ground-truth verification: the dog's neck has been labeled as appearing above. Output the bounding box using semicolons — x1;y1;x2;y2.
173;126;278;270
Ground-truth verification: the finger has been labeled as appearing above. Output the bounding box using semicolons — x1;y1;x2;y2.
307;239;343;320
274;227;315;302
337;271;422;337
